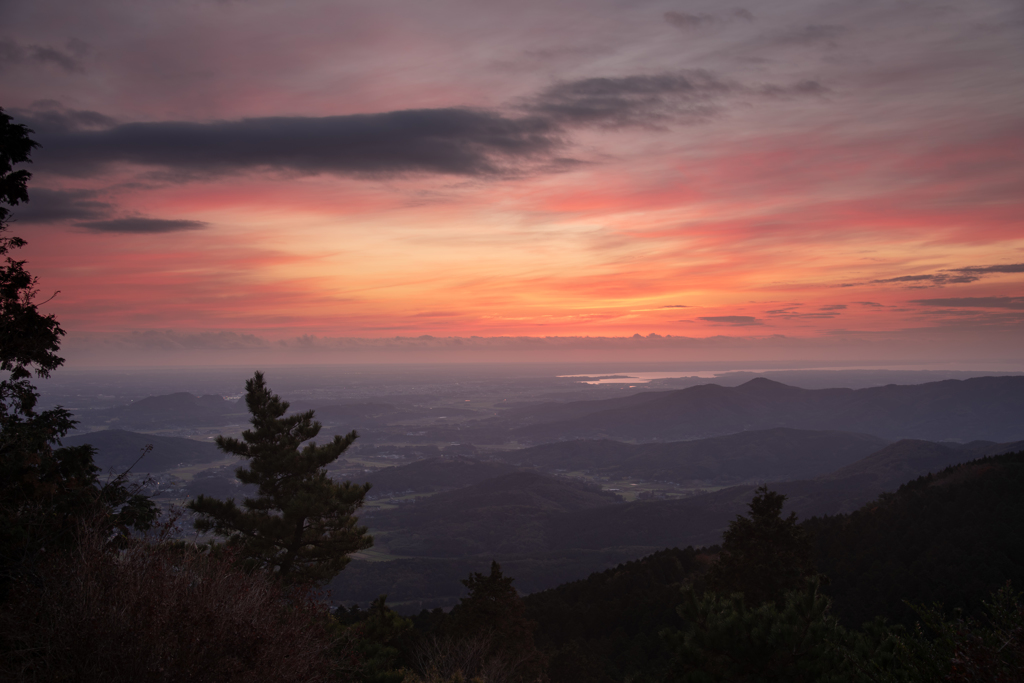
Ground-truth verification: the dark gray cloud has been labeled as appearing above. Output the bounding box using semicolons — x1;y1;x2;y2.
21;67;829;179
18;101;118;133
12;188;112;223
863;262;1024;288
664;12;715;29
660;304;689;308
522;71;733;128
27;107;562;178
820;304;847;310
0;38;87;73
663;9;753;30
521;70;827;129
76;218;208;233
778;24;846;47
698;315;763;325
870;274;936;284
954;263;1024;275
853;301;883;307
757;80;829;98
912;297;1024;310
766;308;840;319
869;273;977;286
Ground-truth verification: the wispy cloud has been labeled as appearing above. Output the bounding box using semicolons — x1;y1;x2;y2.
0;38;89;73
855;263;1024;288
663;9;753;30
698;315;763;325
12;188;112;223
76;218;208;233
911;297;1024;310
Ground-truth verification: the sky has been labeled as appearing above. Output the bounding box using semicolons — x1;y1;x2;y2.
2;0;1023;366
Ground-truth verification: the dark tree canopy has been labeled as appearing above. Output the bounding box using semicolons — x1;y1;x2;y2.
448;561;544;682
189;371;372;585
0;108;154;599
705;485;816;606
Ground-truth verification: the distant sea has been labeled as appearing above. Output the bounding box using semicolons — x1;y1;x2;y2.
561;361;1024;385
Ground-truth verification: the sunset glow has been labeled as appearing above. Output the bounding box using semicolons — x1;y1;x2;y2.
3;0;1022;365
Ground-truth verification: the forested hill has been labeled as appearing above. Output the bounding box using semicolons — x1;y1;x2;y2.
512;376;1024;442
370;472;621;557
517;450;1024;681
815;437;1024;493
808;449;1024;627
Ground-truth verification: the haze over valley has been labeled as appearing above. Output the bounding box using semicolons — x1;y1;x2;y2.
49;363;1024;611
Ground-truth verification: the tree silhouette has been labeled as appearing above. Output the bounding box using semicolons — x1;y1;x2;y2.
189;371;372;585
1;108;155;599
706;485;816;606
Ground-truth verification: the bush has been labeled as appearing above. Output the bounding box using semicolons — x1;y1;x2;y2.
0;525;339;682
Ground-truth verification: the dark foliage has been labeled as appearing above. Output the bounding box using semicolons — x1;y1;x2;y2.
705;485;817;606
807;451;1024;627
524;546;711;682
189;371;373;585
665;580;843;683
372;471;621;558
334;596;414;683
0;107;155;600
444;561;545;682
0;525;338;682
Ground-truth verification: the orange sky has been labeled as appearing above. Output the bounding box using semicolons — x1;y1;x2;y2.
3;0;1022;365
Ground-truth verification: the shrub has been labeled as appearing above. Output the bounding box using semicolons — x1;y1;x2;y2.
0;524;340;682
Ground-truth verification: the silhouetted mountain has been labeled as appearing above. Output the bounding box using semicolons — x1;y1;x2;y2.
335;437;1024;613
515;451;1024;681
507;428;889;486
514;376;1024;443
549;437;1024;550
809;450;1024;627
816;437;1024;493
63;429;223;473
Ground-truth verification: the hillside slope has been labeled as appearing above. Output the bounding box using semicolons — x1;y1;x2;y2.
808;449;1024;627
370;471;621;557
508;428;888;486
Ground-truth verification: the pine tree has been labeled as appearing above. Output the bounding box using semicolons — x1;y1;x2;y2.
449;561;544;682
188;371;373;585
705;485;816;606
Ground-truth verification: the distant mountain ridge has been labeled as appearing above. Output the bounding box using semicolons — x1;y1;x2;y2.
514;376;1024;443
507;428;889;486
